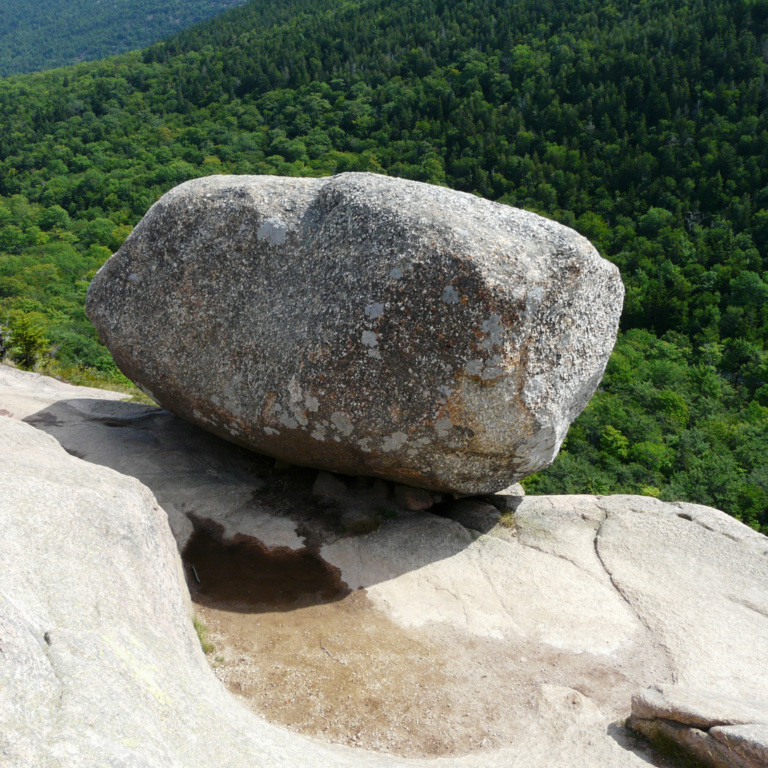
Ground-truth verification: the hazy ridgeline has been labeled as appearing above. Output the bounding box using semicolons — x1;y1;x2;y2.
0;0;247;77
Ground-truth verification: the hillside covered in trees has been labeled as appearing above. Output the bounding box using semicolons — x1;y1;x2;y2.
0;0;246;76
1;0;767;531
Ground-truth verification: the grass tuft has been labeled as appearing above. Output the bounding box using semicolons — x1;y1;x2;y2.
36;361;156;404
499;511;516;529
193;614;215;655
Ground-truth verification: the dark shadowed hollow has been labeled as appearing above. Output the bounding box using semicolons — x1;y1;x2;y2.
182;523;351;611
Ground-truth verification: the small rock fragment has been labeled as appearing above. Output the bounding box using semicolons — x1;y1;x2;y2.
480;482;526;512
443;499;501;533
710;724;768;766
394;485;434;512
498;482;525;497
630;686;768;729
312;471;348;498
484;495;523;513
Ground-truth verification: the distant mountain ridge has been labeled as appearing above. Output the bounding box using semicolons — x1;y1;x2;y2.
0;0;246;77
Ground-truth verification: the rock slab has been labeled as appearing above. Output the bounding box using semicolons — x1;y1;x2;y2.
630;687;768;768
86;173;624;494
0;393;655;768
0;415;385;768
4;367;768;767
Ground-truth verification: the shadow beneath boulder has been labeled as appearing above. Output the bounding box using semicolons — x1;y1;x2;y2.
605;723;660;767
23;398;476;601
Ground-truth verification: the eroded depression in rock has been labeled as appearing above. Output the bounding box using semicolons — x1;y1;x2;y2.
182;524;350;610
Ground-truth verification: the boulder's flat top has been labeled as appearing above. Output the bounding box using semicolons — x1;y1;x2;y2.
2;365;767;767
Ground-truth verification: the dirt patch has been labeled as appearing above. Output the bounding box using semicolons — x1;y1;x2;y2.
183;526;657;760
183;527;521;757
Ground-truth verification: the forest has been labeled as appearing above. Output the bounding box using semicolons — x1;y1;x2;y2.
0;0;767;531
0;0;246;76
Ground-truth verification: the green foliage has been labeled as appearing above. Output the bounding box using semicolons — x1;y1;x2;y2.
6;311;49;369
0;0;767;531
0;0;247;76
193;614;215;655
36;360;156;403
0;194;120;373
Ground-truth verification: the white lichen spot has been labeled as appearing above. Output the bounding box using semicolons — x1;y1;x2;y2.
279;412;299;429
192;408;214;425
284;377;309;425
390;268;403;279
305;394;319;412
480;355;505;380
361;330;378;347
443;285;459;304
365;302;384;319
264;426;279;436
382;432;408;452
311;425;326;442
223;374;245;416
357;438;372;453
331;412;354;436
465;359;484;376
367;348;381;359
525;286;546;320
436;418;453;438
480;314;503;351
288;377;302;404
257;218;287;246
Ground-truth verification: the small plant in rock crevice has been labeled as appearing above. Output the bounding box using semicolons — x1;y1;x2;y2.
193;614;215;655
499;511;517;530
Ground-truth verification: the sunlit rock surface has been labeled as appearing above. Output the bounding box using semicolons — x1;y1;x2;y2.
3;367;767;767
86;173;624;493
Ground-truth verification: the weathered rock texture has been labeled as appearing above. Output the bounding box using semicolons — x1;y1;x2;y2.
630;687;768;768
86;173;624;494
